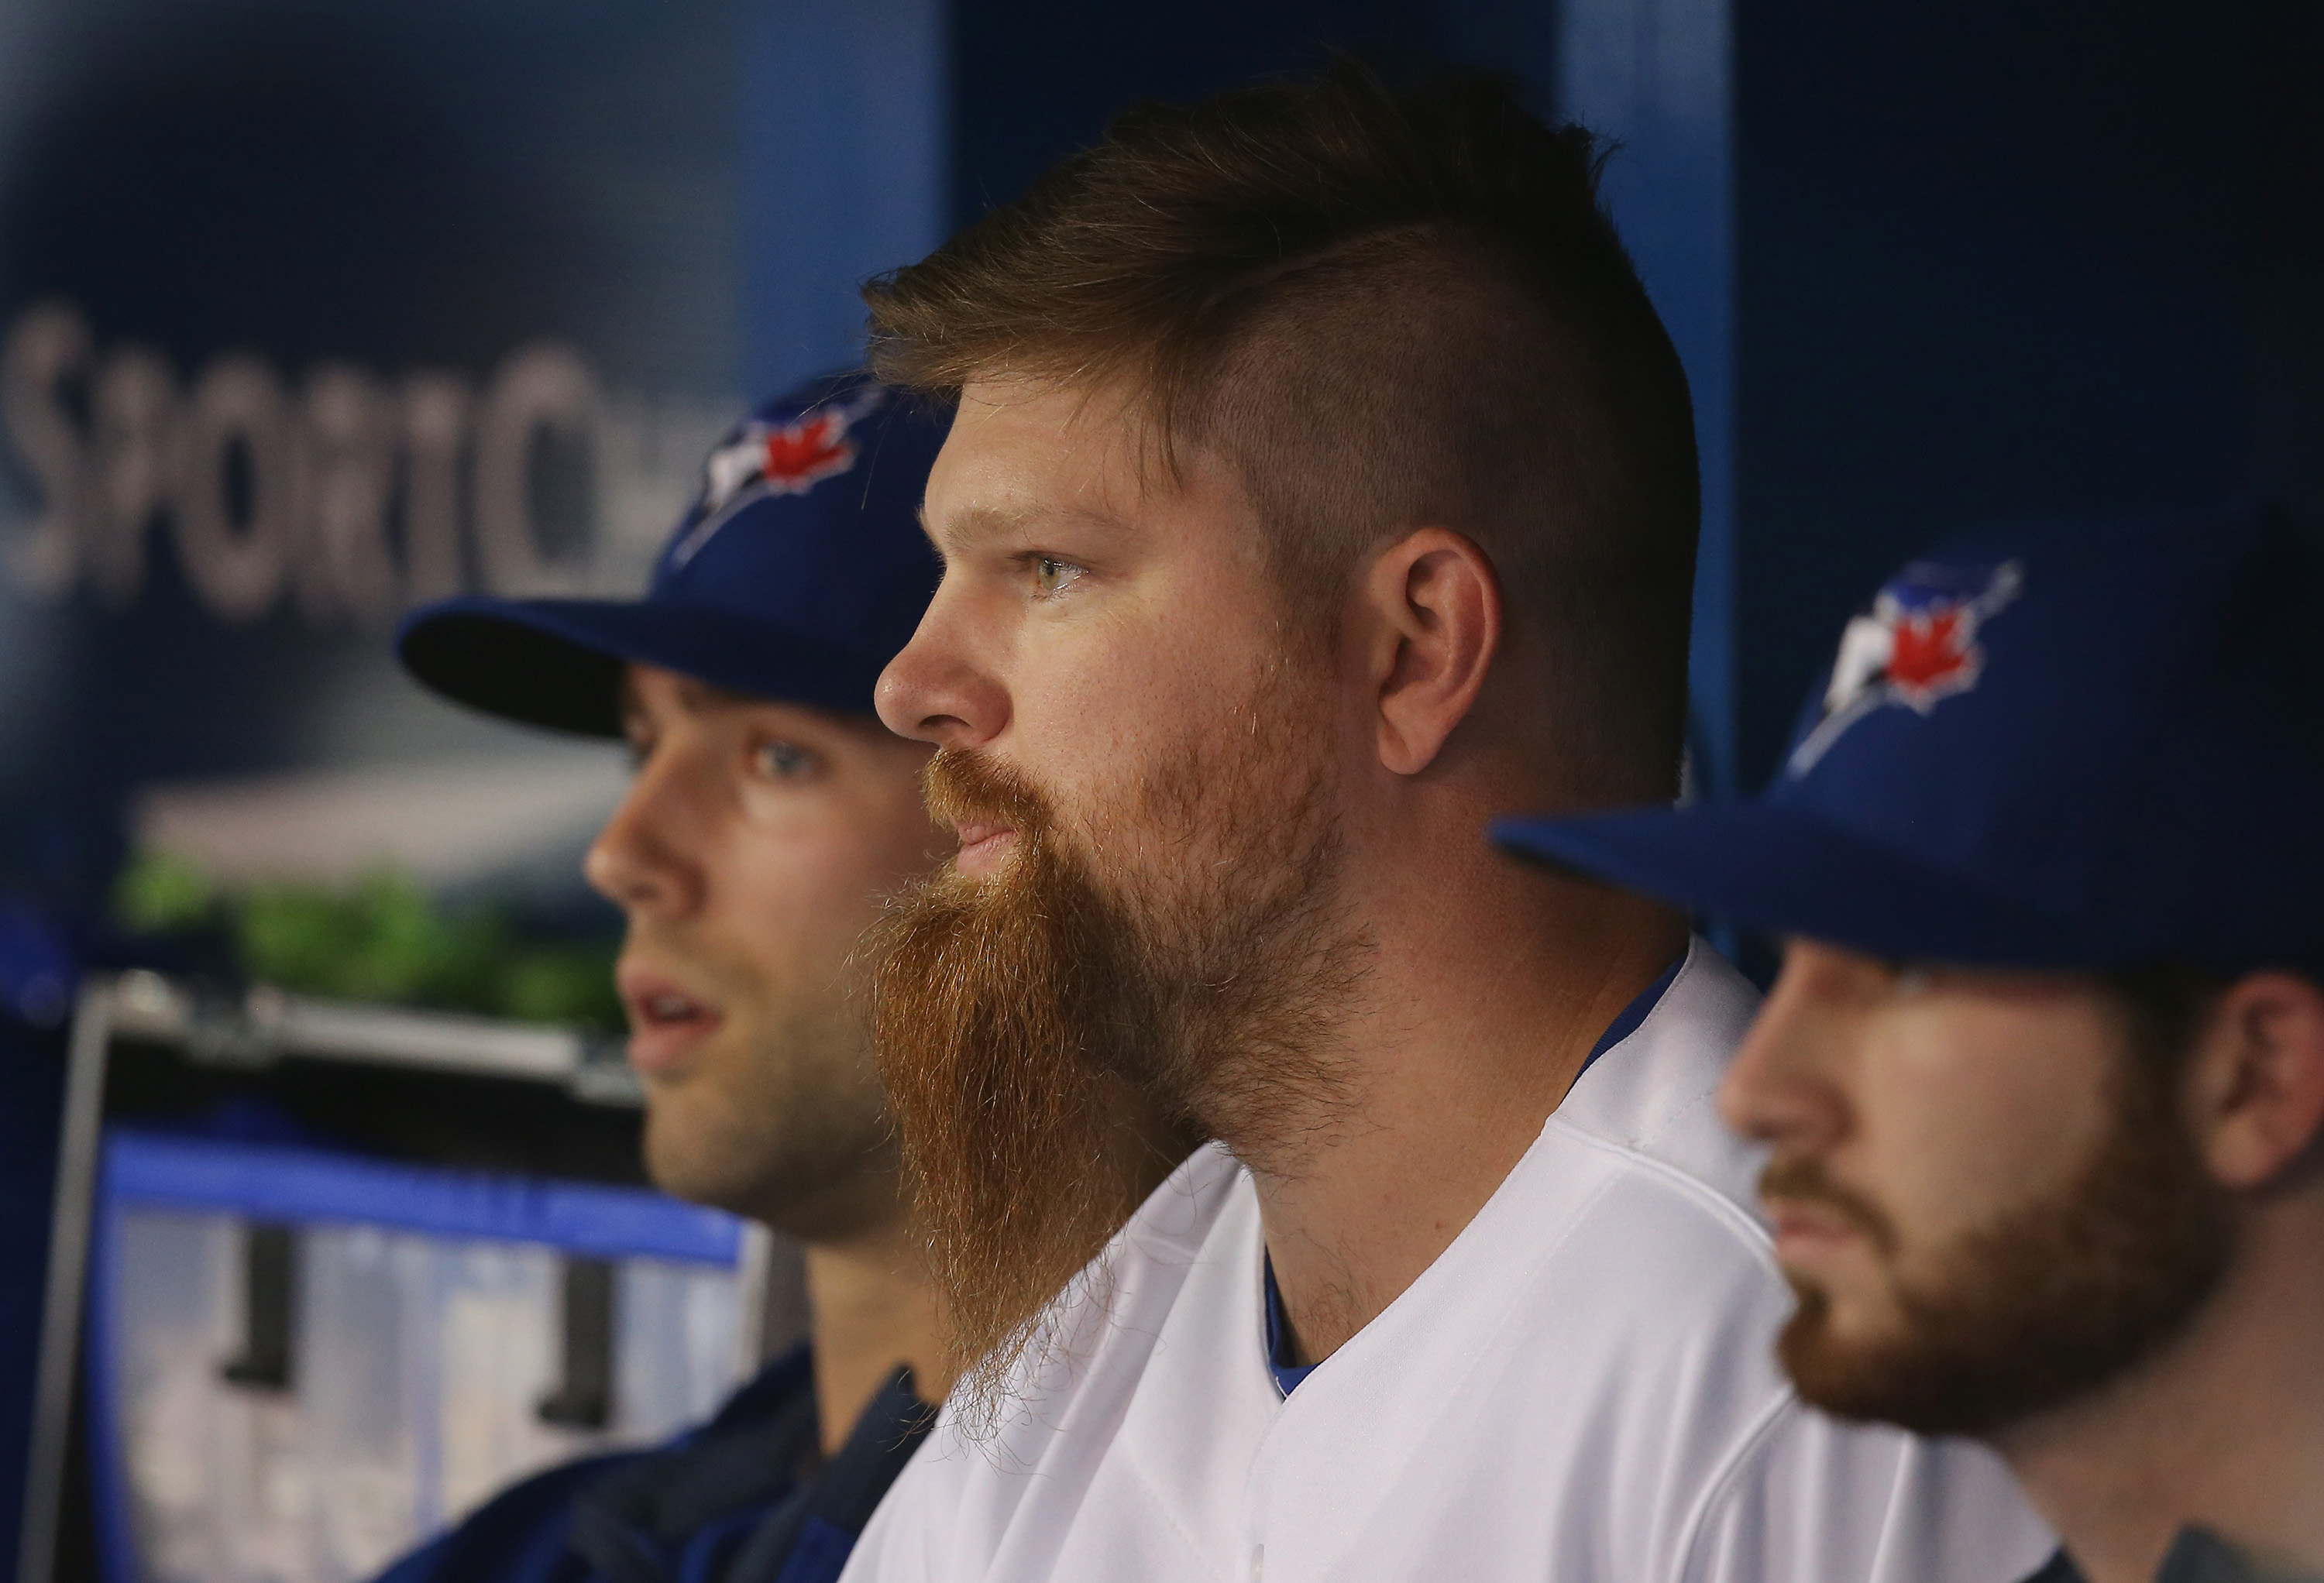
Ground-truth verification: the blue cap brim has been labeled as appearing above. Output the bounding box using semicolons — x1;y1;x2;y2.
397;596;886;737
1493;802;2127;969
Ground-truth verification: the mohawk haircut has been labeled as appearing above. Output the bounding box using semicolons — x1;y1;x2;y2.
865;62;1700;803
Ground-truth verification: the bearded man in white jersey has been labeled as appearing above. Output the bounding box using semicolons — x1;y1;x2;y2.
841;65;2053;1583
1504;503;2324;1582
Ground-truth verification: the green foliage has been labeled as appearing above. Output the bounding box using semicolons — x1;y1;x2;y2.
115;850;216;934
498;946;626;1030
114;851;621;1032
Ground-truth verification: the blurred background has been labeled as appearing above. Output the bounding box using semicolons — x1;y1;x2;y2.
0;0;2314;1577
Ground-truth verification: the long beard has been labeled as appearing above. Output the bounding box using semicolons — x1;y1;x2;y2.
1769;1063;2232;1439
865;700;1367;1428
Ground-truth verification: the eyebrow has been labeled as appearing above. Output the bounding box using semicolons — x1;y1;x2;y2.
617;671;756;730
923;500;1133;555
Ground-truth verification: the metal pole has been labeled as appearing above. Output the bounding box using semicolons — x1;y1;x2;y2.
733;1221;774;1377
18;977;116;1583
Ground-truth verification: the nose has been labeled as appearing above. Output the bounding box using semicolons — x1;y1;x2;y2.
1717;945;1851;1155
875;591;1011;749
583;753;704;920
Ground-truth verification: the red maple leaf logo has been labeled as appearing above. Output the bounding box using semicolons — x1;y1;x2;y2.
760;411;855;494
1885;606;1972;695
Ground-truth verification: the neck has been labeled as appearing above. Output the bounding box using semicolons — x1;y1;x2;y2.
799;1211;947;1458
1992;1204;2324;1582
1254;802;1686;1363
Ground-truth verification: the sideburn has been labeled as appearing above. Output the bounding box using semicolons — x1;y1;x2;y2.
866;766;1198;1427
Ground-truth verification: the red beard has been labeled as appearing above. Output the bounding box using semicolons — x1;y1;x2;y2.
866;698;1366;1425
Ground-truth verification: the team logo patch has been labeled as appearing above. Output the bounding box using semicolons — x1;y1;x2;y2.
1786;558;2024;776
668;387;883;569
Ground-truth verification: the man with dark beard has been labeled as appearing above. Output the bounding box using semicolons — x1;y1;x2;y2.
840;65;2048;1583
1501;503;2324;1582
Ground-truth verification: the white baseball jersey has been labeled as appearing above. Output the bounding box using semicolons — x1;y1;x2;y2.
844;940;2054;1583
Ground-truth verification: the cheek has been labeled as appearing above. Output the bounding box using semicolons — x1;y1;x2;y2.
1853;1011;2116;1257
1014;598;1278;805
712;833;898;973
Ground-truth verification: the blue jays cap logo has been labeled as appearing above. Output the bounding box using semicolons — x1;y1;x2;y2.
666;386;884;571
1787;558;2024;775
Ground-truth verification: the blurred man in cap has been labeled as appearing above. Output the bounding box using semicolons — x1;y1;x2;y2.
1501;503;2324;1582
840;64;2047;1583
383;370;950;1583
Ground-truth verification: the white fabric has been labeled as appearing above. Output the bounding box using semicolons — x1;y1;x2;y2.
844;940;2054;1583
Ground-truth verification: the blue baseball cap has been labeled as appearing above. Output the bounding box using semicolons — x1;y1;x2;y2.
1495;503;2324;976
397;371;947;736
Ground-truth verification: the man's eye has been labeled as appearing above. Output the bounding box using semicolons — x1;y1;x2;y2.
1032;555;1086;597
751;740;820;781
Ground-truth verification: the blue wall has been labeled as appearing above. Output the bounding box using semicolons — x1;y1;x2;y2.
1558;0;1737;798
1730;0;2287;791
742;0;950;397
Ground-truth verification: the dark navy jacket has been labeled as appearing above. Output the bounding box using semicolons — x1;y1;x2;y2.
2026;1530;2324;1583
373;1348;931;1583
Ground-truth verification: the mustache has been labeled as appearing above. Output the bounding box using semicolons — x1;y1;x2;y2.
1757;1155;1899;1256
923;747;1050;840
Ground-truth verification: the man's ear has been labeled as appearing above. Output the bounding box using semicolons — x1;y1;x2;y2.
2185;972;2324;1191
1358;527;1503;776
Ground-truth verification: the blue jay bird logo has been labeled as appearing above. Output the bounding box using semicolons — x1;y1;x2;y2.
667;386;887;572
1788;559;2024;776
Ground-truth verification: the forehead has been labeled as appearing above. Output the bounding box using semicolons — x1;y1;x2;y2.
926;379;1138;517
924;377;1244;540
1796;939;2095;995
1786;939;2128;1059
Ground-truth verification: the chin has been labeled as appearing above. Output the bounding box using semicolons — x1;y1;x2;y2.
1774;1280;1920;1421
644;1099;894;1241
641;1101;748;1210
1805;1293;1900;1355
